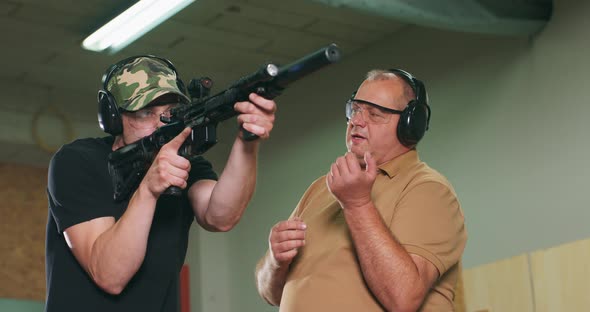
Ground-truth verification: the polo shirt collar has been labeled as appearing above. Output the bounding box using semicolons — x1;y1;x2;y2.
378;149;420;178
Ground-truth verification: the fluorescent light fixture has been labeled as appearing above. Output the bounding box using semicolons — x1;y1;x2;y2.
82;0;195;54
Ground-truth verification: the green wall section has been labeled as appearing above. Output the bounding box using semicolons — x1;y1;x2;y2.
0;299;43;311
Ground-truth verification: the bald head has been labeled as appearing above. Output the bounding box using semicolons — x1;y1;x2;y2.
365;69;415;110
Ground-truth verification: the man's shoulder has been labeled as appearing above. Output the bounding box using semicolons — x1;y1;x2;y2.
51;136;112;167
405;161;455;193
307;175;328;191
296;175;330;202
64;136;111;150
56;136;110;155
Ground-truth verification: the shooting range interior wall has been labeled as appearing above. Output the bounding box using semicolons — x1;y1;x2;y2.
463;238;590;311
3;1;590;311
0;163;47;301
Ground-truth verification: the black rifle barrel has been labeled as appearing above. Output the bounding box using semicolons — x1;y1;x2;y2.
228;63;278;90
273;43;341;89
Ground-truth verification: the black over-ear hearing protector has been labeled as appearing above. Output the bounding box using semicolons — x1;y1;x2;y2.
387;68;431;147
97;55;186;136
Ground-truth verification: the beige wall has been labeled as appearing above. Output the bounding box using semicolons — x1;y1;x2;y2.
464;238;590;312
0;163;47;301
531;239;590;311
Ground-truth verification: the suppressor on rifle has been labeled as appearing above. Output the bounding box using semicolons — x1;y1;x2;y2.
273;43;341;89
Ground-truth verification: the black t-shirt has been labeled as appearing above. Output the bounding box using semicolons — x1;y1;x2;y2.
45;136;217;312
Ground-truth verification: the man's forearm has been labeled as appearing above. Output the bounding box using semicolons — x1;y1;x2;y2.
204;137;259;231
343;203;427;311
255;253;290;306
88;185;158;294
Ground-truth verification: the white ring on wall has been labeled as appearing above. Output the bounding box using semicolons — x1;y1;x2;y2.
31;104;75;153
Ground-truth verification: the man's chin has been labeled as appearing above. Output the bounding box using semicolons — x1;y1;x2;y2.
347;146;365;158
346;150;364;166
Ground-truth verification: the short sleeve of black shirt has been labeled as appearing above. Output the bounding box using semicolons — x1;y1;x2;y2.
48;137;123;233
187;155;218;186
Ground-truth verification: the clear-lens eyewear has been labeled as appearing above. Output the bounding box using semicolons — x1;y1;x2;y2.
345;98;404;124
123;104;178;129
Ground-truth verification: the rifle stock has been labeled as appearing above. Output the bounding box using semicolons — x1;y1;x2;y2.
108;43;342;201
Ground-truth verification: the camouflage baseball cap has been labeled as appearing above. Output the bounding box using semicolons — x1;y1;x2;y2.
105;57;189;111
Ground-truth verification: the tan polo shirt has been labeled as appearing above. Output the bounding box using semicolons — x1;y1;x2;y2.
279;150;467;312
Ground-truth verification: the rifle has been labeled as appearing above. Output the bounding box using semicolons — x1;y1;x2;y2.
108;43;342;201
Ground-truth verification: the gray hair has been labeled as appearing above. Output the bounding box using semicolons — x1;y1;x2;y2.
365;69;415;105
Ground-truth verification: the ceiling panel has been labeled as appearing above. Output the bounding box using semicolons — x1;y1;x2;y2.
249;0;403;31
0;2;19;15
0;18;80;50
12;3;93;30
144;20;270;50
303;19;401;45
174;0;238;25
216;2;317;29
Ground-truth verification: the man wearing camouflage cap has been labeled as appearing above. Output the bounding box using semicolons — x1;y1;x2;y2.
109;57;190;110
45;56;277;311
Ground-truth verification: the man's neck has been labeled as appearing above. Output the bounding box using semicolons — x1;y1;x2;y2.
112;136;125;151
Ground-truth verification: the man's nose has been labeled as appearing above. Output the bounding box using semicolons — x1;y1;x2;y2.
350;111;367;127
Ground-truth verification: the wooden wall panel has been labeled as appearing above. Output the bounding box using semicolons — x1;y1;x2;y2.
531;238;590;311
463;254;534;312
0;163;48;301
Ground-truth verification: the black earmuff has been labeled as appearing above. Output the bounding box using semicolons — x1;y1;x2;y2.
97;55;186;136
97;89;123;136
387;69;431;147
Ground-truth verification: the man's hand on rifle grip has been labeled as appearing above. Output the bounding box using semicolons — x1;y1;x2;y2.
141;127;193;198
235;93;277;141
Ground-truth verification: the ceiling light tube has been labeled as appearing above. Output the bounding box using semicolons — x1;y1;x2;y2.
82;0;194;54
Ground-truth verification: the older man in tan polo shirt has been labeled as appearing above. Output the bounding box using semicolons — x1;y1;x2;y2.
255;69;467;312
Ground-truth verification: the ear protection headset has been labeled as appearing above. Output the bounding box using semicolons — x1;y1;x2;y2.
386;68;431;147
97;55;186;136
